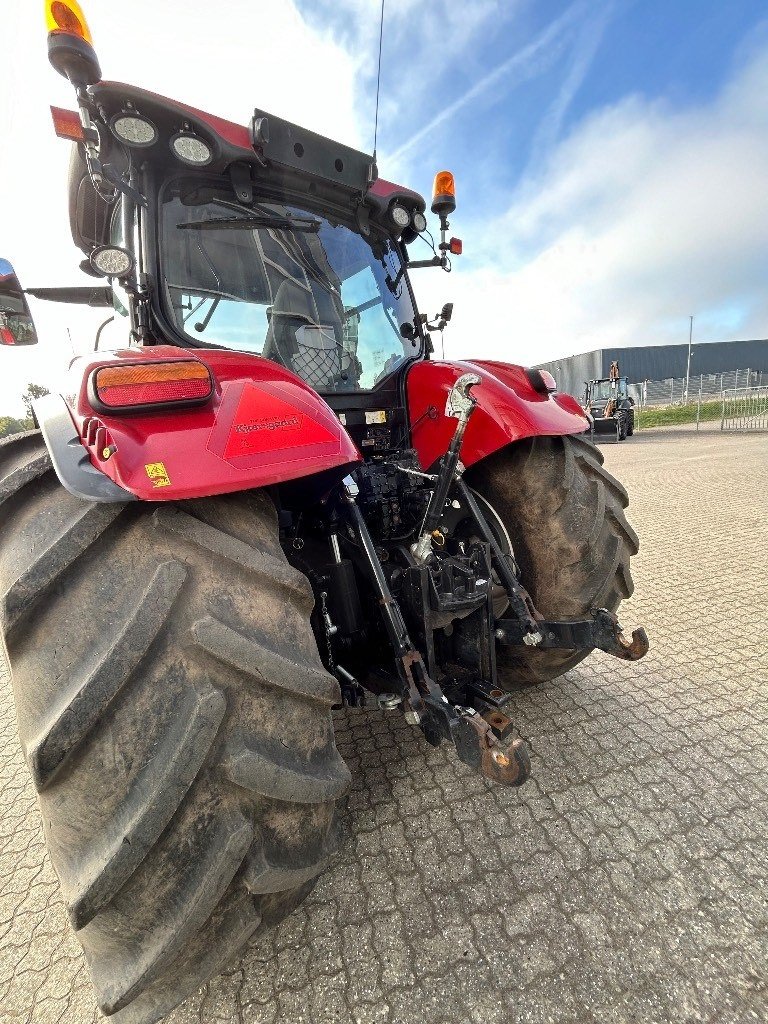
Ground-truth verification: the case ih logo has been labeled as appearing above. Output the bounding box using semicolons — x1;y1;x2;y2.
235;415;301;435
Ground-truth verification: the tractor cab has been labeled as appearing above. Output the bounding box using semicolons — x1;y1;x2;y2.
585;374;629;413
46;75;463;453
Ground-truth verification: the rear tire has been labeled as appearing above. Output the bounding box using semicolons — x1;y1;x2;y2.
466;433;639;686
0;432;350;1024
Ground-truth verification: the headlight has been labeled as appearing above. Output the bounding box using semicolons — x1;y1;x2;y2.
411;210;427;233
110;113;157;147
170;132;213;166
390;203;411;229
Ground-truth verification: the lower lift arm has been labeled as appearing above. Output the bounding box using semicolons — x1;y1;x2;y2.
341;476;530;787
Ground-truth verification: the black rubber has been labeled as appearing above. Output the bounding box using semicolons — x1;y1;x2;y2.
0;431;350;1023
466;433;639;686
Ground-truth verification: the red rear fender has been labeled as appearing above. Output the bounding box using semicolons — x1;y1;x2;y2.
407;359;588;471
62;347;361;501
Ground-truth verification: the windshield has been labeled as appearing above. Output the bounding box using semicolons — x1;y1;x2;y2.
591;380;625;401
160;187;420;391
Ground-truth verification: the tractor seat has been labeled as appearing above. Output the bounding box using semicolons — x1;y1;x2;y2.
262;279;355;389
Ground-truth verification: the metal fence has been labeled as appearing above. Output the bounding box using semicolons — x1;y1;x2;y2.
631;384;768;432
627;368;763;407
721;386;768;431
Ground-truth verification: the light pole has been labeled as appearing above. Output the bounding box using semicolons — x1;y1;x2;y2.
684;315;693;404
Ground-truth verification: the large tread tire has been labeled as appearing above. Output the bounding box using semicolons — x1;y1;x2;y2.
0;431;350;1023
466;432;639;686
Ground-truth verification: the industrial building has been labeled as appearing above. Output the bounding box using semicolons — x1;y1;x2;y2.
537;339;767;401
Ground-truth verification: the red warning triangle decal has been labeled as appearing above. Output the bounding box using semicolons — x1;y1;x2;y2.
223;382;337;460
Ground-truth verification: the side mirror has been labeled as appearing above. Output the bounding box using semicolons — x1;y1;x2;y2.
0;260;39;347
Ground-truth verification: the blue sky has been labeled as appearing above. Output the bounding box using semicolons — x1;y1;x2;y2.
300;1;766;186
1;0;767;413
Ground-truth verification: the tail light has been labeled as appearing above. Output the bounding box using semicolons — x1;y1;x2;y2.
0;325;16;346
91;360;213;412
526;368;557;394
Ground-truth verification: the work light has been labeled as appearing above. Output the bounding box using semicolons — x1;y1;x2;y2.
89;245;134;280
111;112;158;147
390;203;410;229
170;132;213;166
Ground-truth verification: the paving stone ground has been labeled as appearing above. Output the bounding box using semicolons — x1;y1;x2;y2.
1;427;766;1024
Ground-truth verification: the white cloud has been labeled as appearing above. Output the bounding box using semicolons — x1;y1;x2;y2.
386;2;582;167
431;28;768;367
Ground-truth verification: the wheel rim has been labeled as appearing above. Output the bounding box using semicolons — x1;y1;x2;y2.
443;488;516;617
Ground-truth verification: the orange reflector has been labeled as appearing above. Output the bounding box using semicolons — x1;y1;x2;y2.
449;237;463;255
50;106;84;141
432;170;455;201
45;0;93;43
93;360;213;410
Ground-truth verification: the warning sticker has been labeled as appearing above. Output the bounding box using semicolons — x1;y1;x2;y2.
145;462;172;488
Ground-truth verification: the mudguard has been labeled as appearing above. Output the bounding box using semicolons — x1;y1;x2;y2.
407;359;588;471
39;346;361;502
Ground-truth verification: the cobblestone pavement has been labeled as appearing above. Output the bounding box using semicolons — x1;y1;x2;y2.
2;429;766;1024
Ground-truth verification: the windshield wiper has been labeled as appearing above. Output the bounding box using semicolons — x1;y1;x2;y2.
178;214;321;233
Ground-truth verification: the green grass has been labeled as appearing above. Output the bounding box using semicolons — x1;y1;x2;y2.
636;400;723;429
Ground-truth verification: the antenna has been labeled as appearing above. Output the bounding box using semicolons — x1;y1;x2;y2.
372;0;385;161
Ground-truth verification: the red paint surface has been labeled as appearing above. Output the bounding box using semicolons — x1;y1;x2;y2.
367;177;425;205
406;359;589;471
64;347;361;501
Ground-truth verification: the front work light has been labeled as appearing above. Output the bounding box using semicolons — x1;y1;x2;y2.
171;132;213;166
89;245;135;280
412;211;427;234
390;204;411;229
111;112;158;147
431;170;456;217
93;360;213;411
45;0;101;85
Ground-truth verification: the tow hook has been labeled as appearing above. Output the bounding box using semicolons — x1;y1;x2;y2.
593;609;649;661
496;607;649;662
415;692;531;787
455;709;531;786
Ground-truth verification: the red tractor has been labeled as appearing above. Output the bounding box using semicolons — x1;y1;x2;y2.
0;4;647;1021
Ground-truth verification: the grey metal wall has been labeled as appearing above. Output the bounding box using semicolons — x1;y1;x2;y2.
535;350;602;401
537;339;768;400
